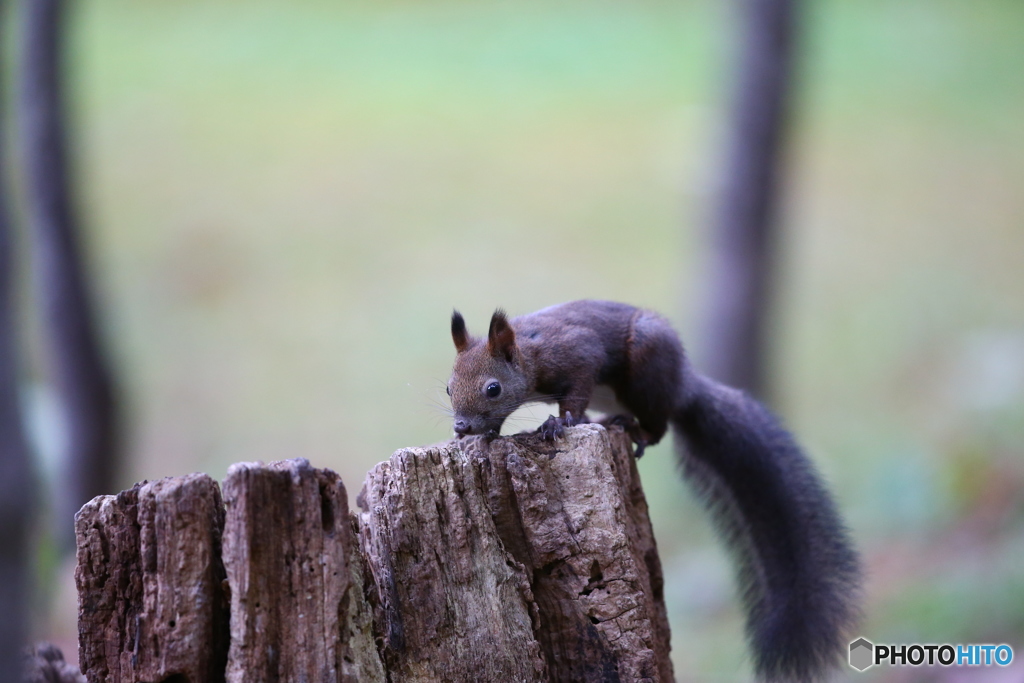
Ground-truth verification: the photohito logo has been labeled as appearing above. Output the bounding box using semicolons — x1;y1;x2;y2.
849;638;1014;672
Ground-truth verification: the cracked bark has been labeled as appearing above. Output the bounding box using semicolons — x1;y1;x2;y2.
75;474;228;683
222;458;384;683
358;424;673;682
74;425;671;682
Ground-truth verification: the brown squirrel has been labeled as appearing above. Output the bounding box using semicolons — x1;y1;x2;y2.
447;299;861;683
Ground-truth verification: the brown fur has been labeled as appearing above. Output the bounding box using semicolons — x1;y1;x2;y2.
448;300;681;446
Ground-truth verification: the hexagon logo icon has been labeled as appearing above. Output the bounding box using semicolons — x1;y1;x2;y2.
849;637;874;671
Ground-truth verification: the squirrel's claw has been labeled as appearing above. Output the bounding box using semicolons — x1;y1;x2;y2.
563;411;592;427
539;411;592;441
538;415;566;441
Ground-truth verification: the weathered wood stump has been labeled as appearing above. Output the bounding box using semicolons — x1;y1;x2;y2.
75;473;228;683
74;424;673;682
221;459;382;682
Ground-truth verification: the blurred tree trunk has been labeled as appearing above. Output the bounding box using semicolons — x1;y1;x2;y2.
21;0;120;551
0;0;36;672
698;0;797;400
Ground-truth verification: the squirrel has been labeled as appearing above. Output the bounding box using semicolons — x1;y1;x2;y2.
446;299;861;683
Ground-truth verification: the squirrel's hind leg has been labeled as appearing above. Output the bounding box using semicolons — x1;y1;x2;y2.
597;414;649;458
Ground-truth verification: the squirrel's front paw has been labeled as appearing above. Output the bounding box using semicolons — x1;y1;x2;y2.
537;415;565;441
538;412;580;441
538;412;587;440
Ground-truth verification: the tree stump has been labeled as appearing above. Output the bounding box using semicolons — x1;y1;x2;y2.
75;473;228;683
221;458;383;682
74;424;673;682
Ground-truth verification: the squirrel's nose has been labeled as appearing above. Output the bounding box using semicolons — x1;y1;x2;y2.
453;419;472;435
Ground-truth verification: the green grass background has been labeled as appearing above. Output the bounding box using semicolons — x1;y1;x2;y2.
28;0;1024;679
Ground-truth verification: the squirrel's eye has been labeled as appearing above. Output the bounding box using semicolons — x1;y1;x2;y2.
486;382;501;398
446;385;451;396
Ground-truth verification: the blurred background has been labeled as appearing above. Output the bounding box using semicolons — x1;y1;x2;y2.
3;0;1022;680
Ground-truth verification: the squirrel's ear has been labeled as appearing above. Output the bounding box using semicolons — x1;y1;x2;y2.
451;310;470;353
487;309;516;363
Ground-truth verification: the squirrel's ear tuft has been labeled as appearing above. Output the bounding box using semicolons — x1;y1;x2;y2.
487;309;516;363
451;310;470;353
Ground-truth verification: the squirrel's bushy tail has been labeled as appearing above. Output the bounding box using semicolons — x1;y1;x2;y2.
673;373;861;682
